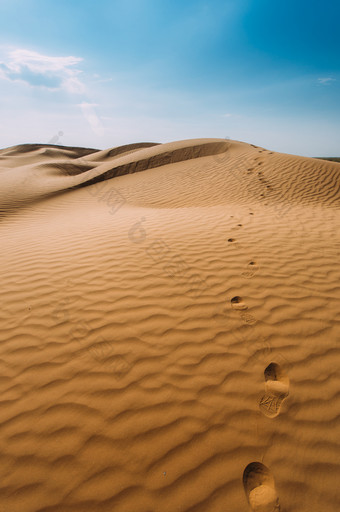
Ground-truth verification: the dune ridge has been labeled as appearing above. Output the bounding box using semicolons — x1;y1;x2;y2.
0;138;339;511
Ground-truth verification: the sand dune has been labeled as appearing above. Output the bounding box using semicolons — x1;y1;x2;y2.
0;138;339;511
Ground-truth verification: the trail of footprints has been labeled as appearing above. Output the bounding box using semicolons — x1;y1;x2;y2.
246;150;275;204
226;165;289;511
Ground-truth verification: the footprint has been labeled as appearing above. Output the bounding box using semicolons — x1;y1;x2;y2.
230;296;248;310
243;462;280;512
240;311;257;325
242;261;259;279
259;363;289;418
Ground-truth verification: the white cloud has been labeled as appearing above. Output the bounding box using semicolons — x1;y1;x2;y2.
0;48;85;93
94;77;113;84
222;113;232;117
317;77;336;85
78;102;105;136
77;102;99;108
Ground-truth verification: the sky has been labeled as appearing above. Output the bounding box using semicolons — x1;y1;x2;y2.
0;0;339;156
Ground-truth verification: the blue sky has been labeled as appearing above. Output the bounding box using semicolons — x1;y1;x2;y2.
0;0;339;155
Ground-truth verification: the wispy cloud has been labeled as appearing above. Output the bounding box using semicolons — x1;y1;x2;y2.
92;74;113;84
317;77;336;85
78;102;105;136
0;48;85;93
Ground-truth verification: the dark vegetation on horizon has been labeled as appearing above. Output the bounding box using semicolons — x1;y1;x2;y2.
315;157;340;163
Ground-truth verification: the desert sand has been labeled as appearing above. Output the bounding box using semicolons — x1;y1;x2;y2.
0;138;339;511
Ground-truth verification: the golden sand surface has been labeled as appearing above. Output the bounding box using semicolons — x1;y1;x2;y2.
0;138;339;511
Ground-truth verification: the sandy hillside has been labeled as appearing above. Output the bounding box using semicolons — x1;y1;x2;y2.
0;138;339;512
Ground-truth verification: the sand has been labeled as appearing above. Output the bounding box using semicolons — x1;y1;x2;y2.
0;138;339;511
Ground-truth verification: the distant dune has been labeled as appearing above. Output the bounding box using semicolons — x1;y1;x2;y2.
0;138;339;512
